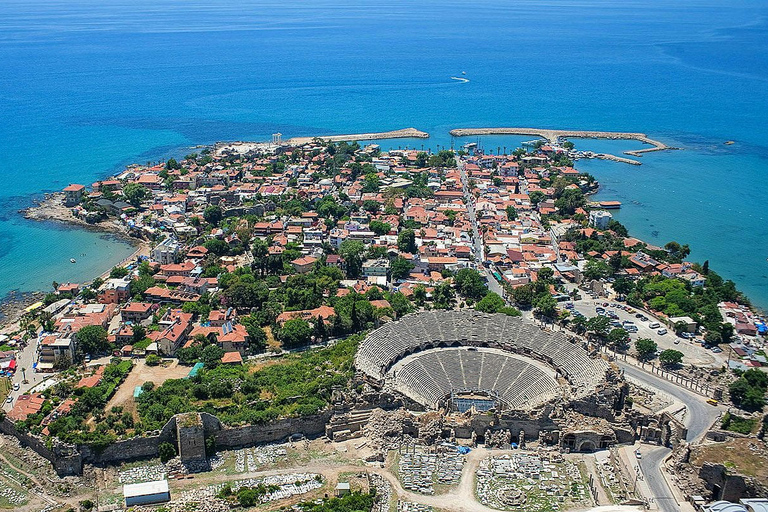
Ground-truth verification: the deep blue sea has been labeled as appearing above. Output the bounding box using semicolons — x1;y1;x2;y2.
1;0;767;310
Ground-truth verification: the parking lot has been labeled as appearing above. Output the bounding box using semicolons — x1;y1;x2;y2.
568;298;721;367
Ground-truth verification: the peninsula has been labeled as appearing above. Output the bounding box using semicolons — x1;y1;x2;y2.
1;135;765;512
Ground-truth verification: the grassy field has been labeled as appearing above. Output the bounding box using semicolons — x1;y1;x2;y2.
0;377;10;400
692;438;768;480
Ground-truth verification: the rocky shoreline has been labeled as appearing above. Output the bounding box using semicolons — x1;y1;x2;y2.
21;192;130;237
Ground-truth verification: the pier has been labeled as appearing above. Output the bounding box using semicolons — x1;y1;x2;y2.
449;127;678;165
287;127;429;146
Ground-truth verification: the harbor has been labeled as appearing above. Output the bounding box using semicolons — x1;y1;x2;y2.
449;127;678;165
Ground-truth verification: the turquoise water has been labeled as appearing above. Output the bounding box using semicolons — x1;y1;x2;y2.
1;0;767;308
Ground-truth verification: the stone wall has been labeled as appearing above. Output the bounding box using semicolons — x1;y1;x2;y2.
214;412;331;448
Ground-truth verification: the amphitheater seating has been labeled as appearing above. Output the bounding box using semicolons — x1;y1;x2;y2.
355;311;607;405
388;347;560;410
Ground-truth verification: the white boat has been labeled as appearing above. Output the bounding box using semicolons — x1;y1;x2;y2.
70;258;76;263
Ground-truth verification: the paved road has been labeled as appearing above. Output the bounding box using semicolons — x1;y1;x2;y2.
620;363;721;512
456;157;505;299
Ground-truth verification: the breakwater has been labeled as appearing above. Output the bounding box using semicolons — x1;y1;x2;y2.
287;127;429;145
449;127;678;164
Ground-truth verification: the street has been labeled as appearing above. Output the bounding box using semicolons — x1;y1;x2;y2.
620;362;721;512
456;156;505;299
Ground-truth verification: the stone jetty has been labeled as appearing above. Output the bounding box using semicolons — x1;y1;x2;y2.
287;127;429;145
449;126;678;164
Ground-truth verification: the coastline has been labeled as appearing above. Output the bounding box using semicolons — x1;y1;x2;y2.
0;194;150;330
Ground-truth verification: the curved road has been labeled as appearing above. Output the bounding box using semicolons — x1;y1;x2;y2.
619;363;720;512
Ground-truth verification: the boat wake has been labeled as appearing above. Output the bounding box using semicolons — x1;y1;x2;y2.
450;76;470;83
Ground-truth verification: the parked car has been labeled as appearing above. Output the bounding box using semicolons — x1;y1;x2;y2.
711;347;723;353
657;328;668;335
649;322;660;329
12;383;19;391
635;450;642;459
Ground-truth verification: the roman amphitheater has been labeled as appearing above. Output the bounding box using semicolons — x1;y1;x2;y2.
350;311;684;453
356;310;607;413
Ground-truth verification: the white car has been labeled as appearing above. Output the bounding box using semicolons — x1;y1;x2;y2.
657;328;668;335
5;397;12;404
649;322;660;329
12;383;19;391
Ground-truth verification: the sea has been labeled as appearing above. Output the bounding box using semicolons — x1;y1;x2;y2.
1;0;767;311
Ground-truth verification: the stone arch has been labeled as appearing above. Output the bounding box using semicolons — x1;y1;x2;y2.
577;440;597;452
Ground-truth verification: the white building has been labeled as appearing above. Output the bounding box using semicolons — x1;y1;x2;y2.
589;210;612;229
151;237;181;265
124;480;170;507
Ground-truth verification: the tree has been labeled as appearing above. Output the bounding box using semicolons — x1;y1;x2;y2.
607;328;630;351
122;183;150;207
533;294;558;318
132;325;146;344
664;241;691;262
506;206;518;221
658;349;683;367
369;220;391;236
201;345;225;368
279;319;313;348
390;256;414;281
511;284;534;307
397;229;417;253
203;205;223;226
612;277;634;296
454;268;488;299
76;325;110;355
176;346;200;365
529;191;546;207
145;354;161;366
586;315;610;339
362;173;380;193
339;240;365;278
537;267;554;283
635;338;657;361
159;442;176;463
109;266;130;279
389;292;413;317
476;292;505;313
554;188;585;215
432;282;455;310
583;260;611;281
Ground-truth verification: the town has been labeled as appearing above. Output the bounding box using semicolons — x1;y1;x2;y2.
0;134;767;512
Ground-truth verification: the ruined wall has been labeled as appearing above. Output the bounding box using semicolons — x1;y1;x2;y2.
214;412;330;448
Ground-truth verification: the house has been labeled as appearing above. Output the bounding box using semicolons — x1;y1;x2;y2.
208;308;236;327
63;184;86;206
220;351;243;365
98;278;131;304
121;302;154;323
218;322;249;355
156;311;193;356
37;336;75;370
159;260;196;278
291;256;317;274
325;254;347;272
363;258;390;277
